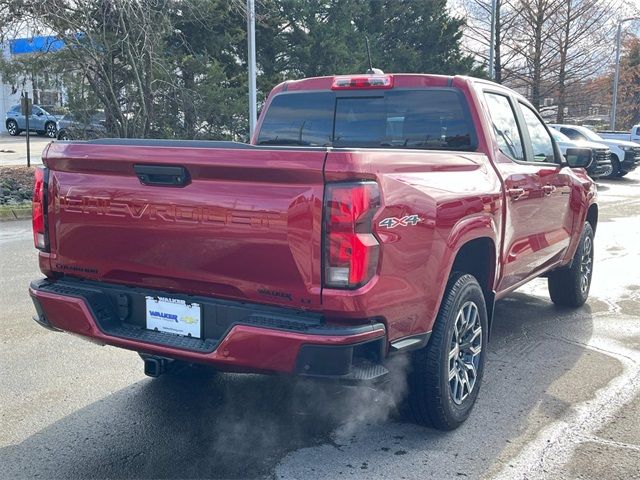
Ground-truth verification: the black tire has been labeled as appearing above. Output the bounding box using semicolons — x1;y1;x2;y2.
6;120;20;136
402;272;488;430
606;155;620;178
548;222;594;308
44;121;57;138
58;130;72;141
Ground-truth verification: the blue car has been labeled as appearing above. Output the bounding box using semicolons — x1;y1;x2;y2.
5;104;64;138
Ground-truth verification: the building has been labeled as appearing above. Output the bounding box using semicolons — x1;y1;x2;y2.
1;35;66;133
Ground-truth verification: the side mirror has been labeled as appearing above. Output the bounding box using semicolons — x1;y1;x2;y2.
564;147;592;169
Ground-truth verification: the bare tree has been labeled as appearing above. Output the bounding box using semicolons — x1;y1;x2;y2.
35;0;174;137
3;0;178;137
552;0;614;122
506;0;566;109
462;0;520;83
617;35;640;128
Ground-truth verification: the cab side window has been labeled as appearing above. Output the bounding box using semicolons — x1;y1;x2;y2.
484;92;525;161
561;127;585;141
520;104;556;163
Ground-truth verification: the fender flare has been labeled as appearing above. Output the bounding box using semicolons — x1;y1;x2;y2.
427;214;500;335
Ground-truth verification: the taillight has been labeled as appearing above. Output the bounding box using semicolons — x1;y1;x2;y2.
331;74;393;90
32;166;49;251
323;182;380;289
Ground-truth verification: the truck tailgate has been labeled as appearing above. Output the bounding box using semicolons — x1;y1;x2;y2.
43;141;326;309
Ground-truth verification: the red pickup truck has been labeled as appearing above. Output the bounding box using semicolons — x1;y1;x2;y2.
29;73;597;430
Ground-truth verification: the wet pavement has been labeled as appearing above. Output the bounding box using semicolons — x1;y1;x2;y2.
0;172;638;479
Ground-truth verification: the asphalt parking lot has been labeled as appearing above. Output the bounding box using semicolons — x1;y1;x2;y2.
0;132;50;166
0;168;639;479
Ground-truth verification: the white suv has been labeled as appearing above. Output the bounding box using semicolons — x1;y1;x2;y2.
549;124;640;177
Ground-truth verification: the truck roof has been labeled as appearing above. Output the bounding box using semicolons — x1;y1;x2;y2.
270;73;502;94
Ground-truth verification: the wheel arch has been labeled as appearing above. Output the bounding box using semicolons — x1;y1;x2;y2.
449;236;497;336
586;203;598;234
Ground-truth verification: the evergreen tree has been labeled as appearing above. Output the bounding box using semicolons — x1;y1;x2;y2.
2;0;481;140
358;0;481;75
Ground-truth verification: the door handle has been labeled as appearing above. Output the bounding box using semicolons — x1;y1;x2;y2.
542;185;556;196
134;164;190;187
507;187;526;200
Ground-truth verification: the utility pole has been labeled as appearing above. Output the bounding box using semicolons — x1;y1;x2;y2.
611;17;639;130
489;0;497;80
21;92;32;168
247;0;257;139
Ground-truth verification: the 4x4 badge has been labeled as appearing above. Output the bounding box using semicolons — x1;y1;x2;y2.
379;215;422;229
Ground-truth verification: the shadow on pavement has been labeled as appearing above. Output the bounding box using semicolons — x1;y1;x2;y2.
0;292;595;479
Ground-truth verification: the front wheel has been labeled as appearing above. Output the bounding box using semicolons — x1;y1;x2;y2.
402;272;488;430
57;130;72;141
606;155;620;178
548;222;594;307
6;120;20;136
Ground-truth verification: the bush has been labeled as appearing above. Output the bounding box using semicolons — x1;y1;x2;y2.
0;167;34;205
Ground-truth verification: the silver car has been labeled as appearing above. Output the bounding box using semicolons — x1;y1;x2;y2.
56;111;107;140
550;128;613;179
5;104;64;138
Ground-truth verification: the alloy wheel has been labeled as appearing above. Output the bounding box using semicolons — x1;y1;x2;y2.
7;122;17;135
46;123;57;138
448;301;482;405
580;236;593;295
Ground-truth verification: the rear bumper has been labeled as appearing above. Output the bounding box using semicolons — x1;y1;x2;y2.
29;278;388;382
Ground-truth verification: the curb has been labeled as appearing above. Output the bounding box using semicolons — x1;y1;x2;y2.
0;205;31;221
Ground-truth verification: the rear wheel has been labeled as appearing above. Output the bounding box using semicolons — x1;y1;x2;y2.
402;272;488;430
548;222;594;307
6;120;20;136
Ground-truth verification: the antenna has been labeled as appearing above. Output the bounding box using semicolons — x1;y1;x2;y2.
365;36;374;73
365;36;384;75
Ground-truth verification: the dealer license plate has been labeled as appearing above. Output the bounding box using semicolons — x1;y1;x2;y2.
145;296;202;338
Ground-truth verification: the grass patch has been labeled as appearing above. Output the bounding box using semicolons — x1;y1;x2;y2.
0;204;31;220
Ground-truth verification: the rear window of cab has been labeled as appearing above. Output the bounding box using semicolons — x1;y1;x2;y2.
257;89;476;151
